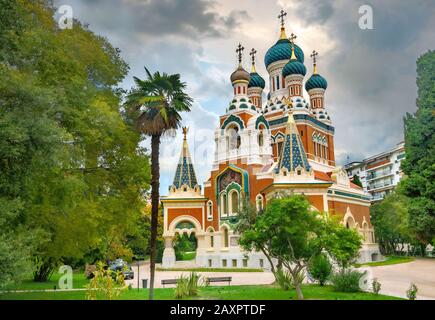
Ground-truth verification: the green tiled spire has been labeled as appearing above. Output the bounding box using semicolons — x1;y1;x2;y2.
171;127;198;189
276;113;311;173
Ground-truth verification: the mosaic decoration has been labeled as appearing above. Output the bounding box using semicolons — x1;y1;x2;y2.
218;170;242;193
175;221;195;230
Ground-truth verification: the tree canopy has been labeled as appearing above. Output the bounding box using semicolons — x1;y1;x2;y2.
400;50;435;247
0;0;150;284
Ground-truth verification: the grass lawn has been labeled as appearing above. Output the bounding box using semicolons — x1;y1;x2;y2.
178;251;196;261
156;267;263;272
355;256;415;267
0;284;402;300
3;271;89;291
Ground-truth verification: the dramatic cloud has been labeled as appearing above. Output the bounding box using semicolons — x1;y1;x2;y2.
55;0;435;191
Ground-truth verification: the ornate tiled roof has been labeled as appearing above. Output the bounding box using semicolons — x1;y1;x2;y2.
171;128;198;189
276;113;311;173
248;72;266;89
305;73;328;91
265;38;304;68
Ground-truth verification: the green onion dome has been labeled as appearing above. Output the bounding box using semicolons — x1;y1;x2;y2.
264;38;304;68
230;65;251;83
282;59;307;78
305;74;328;91
248;72;266;89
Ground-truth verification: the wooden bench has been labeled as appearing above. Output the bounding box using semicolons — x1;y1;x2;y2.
205;276;232;286
161;279;178;287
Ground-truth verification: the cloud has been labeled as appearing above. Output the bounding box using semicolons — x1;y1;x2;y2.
55;0;435;189
278;0;435;164
63;0;250;40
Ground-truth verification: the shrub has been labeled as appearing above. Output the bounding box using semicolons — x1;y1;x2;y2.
174;275;189;299
174;272;203;299
406;283;418;300
275;269;293;291
308;254;332;286
187;272;203;296
330;269;365;292
86;262;127;300
372;278;381;295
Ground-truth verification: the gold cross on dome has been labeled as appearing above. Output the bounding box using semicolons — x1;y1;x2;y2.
311;50;319;65
278;10;287;27
236;43;244;64
289;33;297;45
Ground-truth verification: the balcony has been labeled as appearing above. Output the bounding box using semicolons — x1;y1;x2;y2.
366;167;393;181
367;180;394;192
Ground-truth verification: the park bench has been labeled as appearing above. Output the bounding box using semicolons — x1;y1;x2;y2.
161;279;178;287
205;276;232;286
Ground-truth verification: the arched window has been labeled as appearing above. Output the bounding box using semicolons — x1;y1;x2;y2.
229;190;239;216
227;125;240;150
256;194;263;212
222;227;229;248
220;193;227;216
207;200;213;220
258;130;264;147
209;228;215;248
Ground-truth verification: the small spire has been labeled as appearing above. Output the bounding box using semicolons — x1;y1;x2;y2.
278;9;288;39
236;43;245;67
311;50;319;74
250;48;257;73
182;127;188;141
286;112;296;134
289;33;297;60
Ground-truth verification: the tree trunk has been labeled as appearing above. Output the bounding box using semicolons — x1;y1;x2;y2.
294;282;304;300
148;134;161;300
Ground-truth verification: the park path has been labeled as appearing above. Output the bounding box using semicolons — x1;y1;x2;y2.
362;258;435;300
125;261;275;289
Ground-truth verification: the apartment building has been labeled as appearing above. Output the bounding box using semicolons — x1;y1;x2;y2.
345;142;406;202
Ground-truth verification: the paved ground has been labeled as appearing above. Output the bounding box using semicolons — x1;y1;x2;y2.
362;258;435;300
126;258;435;299
125;261;275;289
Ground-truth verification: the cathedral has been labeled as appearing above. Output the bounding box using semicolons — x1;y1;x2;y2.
161;11;381;269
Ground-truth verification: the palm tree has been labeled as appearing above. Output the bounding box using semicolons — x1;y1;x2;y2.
124;68;193;300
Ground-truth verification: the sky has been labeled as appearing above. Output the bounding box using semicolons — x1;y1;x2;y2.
54;0;435;193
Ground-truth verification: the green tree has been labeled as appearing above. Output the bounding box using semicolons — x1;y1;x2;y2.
319;217;363;270
352;174;363;188
239;195;324;300
307;253;332;286
371;192;411;255
400;50;435;251
124;69;193;300
0;0;150;285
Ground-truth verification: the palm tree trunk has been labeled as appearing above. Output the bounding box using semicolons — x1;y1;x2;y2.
149;133;161;300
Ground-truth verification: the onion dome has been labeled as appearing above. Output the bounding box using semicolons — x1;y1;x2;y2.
248;72;265;88
248;48;265;89
282;46;307;77
265;37;304;68
305;74;327;91
230;65;250;83
305;50;327;91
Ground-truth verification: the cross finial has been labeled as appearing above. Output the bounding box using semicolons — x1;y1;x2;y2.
250;48;257;66
311;50;319;74
182;127;188;140
236;43;244;65
278;9;287;27
289;33;297;45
